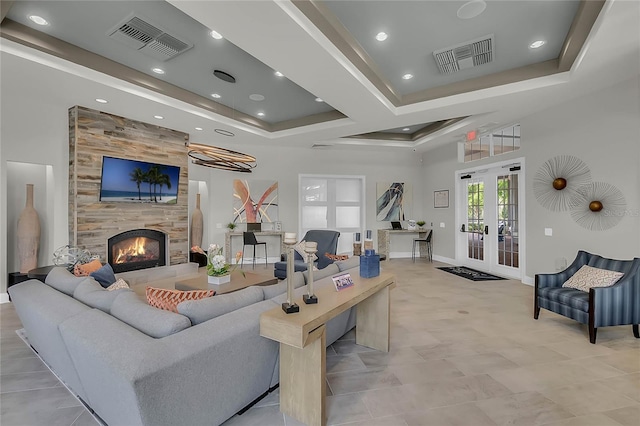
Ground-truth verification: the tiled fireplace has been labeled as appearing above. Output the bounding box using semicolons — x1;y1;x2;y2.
107;229;167;273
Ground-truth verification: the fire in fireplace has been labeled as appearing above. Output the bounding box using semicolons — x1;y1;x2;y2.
107;229;167;273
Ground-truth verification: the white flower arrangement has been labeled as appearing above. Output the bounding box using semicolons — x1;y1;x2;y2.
206;244;242;277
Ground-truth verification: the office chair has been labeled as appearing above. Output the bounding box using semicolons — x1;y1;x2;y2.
242;232;267;268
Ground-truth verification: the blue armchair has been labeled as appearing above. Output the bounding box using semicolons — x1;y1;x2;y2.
535;250;640;343
273;230;340;279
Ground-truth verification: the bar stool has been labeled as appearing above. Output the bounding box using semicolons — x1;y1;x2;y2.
242;232;267;268
412;230;432;262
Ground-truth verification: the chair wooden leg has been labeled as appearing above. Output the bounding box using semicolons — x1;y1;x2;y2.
633;324;639;338
534;306;540;320
589;326;597;344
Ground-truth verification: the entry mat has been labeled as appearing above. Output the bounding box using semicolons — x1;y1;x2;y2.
437;266;506;281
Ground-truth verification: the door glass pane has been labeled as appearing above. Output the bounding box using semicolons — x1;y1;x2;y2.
302;206;327;229
336;206;360;228
497;174;519;268
467;179;484;261
302;179;327;202
335;179;360;202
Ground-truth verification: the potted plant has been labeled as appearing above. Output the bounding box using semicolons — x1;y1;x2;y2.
227;222;237;231
416;220;426;230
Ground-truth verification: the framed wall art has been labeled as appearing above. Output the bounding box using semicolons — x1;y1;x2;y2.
434;190;449;208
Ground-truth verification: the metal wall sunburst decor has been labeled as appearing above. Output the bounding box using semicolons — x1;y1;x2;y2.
570;182;627;231
533;155;592;211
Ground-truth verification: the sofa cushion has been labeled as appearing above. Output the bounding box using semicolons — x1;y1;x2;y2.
562;265;624;292
89;263;117;288
538;287;590;312
177;286;264;325
73;277;130;313
111;292;191;338
45;267;87;296
336;256;360;272
261;281;288;299
146;287;215;313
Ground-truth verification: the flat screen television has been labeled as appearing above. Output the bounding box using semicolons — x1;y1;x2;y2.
99;156;180;204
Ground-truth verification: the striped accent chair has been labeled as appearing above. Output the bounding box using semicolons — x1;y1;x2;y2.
535;250;640;343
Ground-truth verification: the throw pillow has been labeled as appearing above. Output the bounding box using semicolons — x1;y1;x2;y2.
562;265;624;292
90;263;117;288
146;287;215;313
106;278;129;291
325;253;349;261
73;259;103;276
294;240;319;263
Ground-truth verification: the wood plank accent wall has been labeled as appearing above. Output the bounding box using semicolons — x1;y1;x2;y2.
68;106;190;265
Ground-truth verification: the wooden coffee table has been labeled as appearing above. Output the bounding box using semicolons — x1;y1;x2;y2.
175;268;277;294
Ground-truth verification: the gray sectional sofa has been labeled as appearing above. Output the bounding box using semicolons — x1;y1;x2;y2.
8;257;360;426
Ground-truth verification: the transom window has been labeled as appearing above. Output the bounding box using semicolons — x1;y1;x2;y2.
464;124;521;162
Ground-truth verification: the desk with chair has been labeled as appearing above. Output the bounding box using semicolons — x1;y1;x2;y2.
225;231;284;264
377;228;432;260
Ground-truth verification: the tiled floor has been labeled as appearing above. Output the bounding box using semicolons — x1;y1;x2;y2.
1;259;639;425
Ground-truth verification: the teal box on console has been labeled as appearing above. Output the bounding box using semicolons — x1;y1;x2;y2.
360;252;380;278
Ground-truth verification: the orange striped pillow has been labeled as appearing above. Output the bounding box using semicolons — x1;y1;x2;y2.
146;287;215;313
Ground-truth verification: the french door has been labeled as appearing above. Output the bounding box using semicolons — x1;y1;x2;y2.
457;161;523;279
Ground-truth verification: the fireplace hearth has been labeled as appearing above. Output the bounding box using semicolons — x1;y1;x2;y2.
107;229;167;273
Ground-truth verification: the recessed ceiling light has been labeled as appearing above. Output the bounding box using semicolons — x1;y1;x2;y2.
152;68;165;75
257;112;265;117
154;115;164;120
249;94;265;101
28;15;48;25
457;0;487;19
195;127;203;131
375;32;388;42
209;30;223;40
95;98;108;104
211;93;221;99
315;97;324;103
402;73;414;80
274;71;284;77
529;40;546;49
403;128;411;131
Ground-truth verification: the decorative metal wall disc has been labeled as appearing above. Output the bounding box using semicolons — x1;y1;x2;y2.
570;182;626;231
186;142;256;173
533;155;592;211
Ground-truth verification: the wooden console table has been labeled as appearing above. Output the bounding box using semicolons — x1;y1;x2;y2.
224;231;284;263
260;272;395;426
377;228;431;259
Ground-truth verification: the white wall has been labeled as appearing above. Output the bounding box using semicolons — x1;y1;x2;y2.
1;92;71;294
423;77;640;279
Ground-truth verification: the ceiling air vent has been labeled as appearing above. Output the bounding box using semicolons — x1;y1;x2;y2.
311;144;333;149
108;14;192;61
433;34;494;74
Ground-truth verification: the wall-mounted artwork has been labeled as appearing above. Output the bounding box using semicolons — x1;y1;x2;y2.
376;182;412;221
233;179;278;223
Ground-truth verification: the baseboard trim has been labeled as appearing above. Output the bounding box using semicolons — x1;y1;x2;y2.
432;255;456;265
0;293;9;304
522;275;534;286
